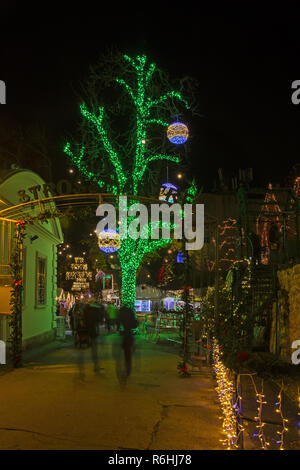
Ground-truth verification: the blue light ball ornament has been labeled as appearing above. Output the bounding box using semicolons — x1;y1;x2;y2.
159;182;178;203
167;121;189;145
98;228;120;253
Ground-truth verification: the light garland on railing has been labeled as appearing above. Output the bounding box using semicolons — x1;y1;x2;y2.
209;329;295;450
212;366;294;450
212;340;274;451
212;340;244;449
249;376;270;449
275;382;289;450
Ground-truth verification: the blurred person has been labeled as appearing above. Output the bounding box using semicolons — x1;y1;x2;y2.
84;300;101;374
59;302;67;317
118;305;138;381
76;299;102;380
89;300;104;335
73;300;86;346
116;305;121;332
98;302;106;327
103;302;110;331
69;298;81;336
107;302;117;331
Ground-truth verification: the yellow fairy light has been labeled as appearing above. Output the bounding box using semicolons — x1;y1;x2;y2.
212;340;243;449
275;383;289;450
249;376;270;449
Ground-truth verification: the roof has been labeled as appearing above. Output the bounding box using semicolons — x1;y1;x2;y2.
0;168;38;185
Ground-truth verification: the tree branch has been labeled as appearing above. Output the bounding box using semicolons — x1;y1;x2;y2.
146;90;190;110
80;103;127;192
145;62;156;85
64;142;105;188
146;118;169;127
147;154;180;164
144;238;171;254
123;54;138;69
115;78;137;104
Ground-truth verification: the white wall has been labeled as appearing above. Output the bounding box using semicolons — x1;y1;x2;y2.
0;170;63;344
22;224;59;340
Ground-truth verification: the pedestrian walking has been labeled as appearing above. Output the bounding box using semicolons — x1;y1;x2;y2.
103;302;110;332
76;300;102;380
69;298;81;337
119;305;138;380
84;301;100;374
59;302;67;317
107;302;117;331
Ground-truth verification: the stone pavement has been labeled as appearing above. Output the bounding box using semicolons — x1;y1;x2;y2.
0;332;225;450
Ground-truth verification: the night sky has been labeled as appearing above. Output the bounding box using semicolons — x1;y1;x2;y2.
1;10;300;190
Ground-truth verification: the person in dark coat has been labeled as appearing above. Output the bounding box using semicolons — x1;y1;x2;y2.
56;301;60;316
69;298;82;338
83;302;100;374
118;305;138;379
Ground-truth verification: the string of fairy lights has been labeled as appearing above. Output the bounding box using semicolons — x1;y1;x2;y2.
212;340;293;450
213;342;238;448
275;382;289;450
212;340;244;449
250;376;270;449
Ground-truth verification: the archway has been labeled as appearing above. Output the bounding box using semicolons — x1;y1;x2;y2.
0;191;170;367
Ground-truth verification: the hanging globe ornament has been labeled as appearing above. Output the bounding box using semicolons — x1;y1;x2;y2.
159;182;178;203
98;228;120;253
167;121;189;145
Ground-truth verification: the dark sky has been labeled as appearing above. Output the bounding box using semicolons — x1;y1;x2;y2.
1;10;300;190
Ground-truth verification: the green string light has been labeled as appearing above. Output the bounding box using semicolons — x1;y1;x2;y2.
186;180;198;204
64;53;190;310
64;143;106;188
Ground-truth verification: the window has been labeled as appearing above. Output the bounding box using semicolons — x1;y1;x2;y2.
36;255;47;306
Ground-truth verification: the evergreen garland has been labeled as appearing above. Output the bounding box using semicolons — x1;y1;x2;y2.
8;220;26;367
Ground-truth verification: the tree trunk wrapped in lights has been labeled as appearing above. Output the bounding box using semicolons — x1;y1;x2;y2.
64;53;193;310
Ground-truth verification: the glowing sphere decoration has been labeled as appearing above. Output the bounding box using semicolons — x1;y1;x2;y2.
167;121;189;145
98;229;120;254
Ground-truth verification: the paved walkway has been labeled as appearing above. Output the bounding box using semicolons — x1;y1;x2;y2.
0;333;224;450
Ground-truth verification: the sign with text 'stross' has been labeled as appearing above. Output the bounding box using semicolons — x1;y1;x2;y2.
0;81;6;104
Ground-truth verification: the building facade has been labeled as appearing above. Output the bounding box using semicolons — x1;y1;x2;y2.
0;169;63;350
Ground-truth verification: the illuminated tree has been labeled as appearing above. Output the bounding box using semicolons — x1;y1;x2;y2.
256;184;282;265
218;218;238;272
64;53;193;309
